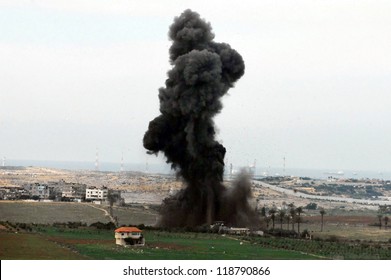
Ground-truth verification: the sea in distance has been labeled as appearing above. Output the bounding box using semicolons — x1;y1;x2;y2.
4;159;391;181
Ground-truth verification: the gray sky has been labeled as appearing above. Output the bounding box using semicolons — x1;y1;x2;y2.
1;0;390;172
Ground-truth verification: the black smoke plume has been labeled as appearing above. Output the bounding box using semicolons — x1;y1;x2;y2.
143;9;258;227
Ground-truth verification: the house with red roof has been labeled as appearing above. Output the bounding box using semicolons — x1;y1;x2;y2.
114;227;144;246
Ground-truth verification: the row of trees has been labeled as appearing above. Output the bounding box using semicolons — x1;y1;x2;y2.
376;213;389;229
260;203;389;234
260;203;326;235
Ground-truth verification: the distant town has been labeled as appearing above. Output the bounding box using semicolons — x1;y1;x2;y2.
0;166;179;205
1;165;390;211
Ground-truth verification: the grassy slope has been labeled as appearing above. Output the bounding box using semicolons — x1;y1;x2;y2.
0;201;159;226
0;232;87;260
0;201;109;225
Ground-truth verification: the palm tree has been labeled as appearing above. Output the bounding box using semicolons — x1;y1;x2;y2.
260;206;267;217
319;208;326;232
296;206;304;235
288;203;296;231
277;209;286;231
286;215;292;230
377;214;383;229
264;216;271;229
269;208;277;230
384;216;389;229
288;202;295;209
290;208;296;231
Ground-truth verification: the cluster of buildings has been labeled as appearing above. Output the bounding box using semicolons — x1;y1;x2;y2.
209;221;263;236
0;182;112;203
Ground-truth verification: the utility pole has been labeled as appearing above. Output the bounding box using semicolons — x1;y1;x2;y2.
95;148;99;171
120;151;124;172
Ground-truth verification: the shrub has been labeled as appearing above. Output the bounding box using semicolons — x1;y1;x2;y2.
327;235;340;242
90;221;115;230
304;203;318;210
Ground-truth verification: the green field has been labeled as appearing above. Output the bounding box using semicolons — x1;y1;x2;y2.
0;201;109;224
0;231;87;259
0;201;158;226
0;226;319;260
1;225;390;260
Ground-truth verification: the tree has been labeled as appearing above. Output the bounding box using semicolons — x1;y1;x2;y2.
305;202;318;210
319;208;326;232
296;206;304;235
295;216;303;237
260;207;267;217
107;190;121;226
264;216;271;229
384;216;389;229
286;215;292;230
269;208;277;230
377;214;383;229
277;210;286;231
289;204;296;231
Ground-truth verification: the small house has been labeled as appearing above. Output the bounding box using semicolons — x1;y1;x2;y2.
114;227;144;246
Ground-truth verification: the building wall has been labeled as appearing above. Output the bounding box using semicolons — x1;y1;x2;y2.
114;232;143;246
31;184;51;199
62;185;87;199
86;187;108;200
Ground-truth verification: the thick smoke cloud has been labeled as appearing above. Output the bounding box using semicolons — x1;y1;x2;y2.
143;9;258;227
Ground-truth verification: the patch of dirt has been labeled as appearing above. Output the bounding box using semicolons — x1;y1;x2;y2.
147;242;192;250
0;224;9;231
305;215;376;225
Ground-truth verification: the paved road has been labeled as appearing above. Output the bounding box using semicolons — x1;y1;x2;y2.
251;180;391;206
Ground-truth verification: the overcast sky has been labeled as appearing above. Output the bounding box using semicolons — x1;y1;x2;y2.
0;0;390;172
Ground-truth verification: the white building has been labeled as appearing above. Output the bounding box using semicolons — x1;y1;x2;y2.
86;187;108;201
114;227;144;246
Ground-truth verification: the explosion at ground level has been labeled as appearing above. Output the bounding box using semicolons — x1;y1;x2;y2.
157;172;260;228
